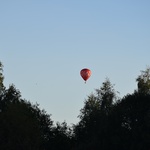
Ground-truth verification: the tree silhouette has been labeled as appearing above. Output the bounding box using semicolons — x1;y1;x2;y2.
0;61;73;150
0;85;54;150
109;92;150;150
0;62;4;93
136;67;150;94
73;78;118;149
1;60;150;150
73;76;150;150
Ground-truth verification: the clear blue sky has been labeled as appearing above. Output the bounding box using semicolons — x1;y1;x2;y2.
1;0;150;125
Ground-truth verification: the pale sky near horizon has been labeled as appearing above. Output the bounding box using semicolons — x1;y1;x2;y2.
1;0;150;125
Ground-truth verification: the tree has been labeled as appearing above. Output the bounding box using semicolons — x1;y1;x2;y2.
0;61;73;150
96;78;118;113
109;92;150;150
73;78;118;150
79;78;117;120
51;121;73;150
0;62;4;93
0;85;54;150
136;67;150;94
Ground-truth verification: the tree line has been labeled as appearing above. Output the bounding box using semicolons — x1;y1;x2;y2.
0;62;150;150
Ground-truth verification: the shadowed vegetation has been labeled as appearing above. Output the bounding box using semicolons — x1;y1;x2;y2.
0;62;150;150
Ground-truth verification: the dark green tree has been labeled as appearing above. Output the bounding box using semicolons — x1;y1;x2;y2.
0;85;54;150
79;78;117;121
95;78;118;113
109;92;150;150
73;78;118;150
136;67;150;94
0;61;73;150
51;121;73;150
0;62;4;93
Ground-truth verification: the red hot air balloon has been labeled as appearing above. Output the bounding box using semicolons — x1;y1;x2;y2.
80;68;91;83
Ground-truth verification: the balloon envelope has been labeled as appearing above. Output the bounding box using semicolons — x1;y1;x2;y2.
80;68;91;82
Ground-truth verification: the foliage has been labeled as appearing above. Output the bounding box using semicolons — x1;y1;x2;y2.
52;121;73;150
0;61;73;150
73;78;119;149
0;85;53;150
108;93;150;150
73;93;150;150
136;67;150;94
79;78;118;120
73;75;150;150
1;61;150;150
0;62;4;92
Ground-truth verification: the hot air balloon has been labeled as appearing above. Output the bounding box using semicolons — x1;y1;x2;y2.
80;68;91;83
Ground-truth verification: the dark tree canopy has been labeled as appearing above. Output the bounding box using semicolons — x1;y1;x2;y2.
0;85;53;150
73;74;150;150
73;78;119;149
0;62;4;92
136;67;150;94
1;61;150;150
0;61;72;150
